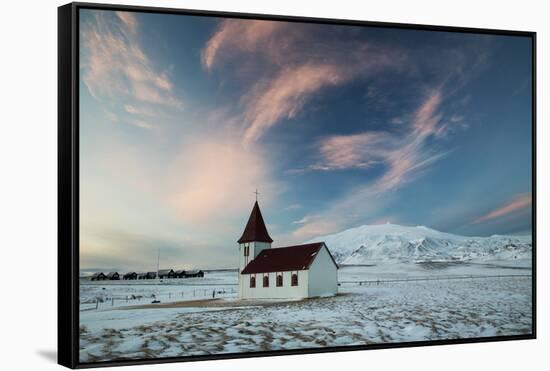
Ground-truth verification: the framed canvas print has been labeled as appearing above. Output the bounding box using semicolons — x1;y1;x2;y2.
58;2;536;368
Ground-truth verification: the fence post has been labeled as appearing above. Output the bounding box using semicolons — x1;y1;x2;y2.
96;298;98;310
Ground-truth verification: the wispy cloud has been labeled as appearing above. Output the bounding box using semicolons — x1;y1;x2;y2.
242;64;349;144
374;90;450;192
199;20;458;242
129;119;155;130
313;132;395;171
292;89;451;240
202;19;285;70
292;215;317;224
312;89;448;189
473;193;532;224
124;104;157;117
115;11;138;33
82;11;183;109
412;91;443;137
240;51;403;145
202;19;405;146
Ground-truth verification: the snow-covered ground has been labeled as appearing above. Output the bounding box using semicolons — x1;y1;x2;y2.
79;262;532;363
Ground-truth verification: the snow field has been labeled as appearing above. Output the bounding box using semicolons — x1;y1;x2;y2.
80;274;532;362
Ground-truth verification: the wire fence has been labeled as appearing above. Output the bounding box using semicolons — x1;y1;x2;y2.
339;274;532;286
79;286;238;312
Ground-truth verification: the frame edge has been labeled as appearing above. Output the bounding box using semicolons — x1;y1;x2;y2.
58;2;78;369
63;2;537;368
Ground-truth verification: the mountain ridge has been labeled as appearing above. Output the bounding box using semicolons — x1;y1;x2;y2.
304;223;532;265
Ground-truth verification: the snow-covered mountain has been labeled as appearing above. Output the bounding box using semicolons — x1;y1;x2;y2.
305;223;532;265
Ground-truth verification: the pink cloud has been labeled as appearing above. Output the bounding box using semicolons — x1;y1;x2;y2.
412;91;443;137
375;137;447;192
315;132;395;170
115;11;138;34
473;194;532;224
129;119;155;130
312;89;447;192
124;104;157;117
239;50;403;145
202;19;285;70
291;219;341;241
201;20;405;146
292;89;449;241
82;12;182;109
242;64;349;145
167;134;282;226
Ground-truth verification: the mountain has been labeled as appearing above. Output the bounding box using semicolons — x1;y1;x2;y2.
305;223;532;265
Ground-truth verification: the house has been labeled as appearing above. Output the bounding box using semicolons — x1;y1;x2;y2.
175;269;204;278
137;272;149;280
123;272;137;280
90;272;107;281
158;269;175;279
184;270;204;278
146;272;157;279
238;201;338;300
175;269;186;278
106;272;120;280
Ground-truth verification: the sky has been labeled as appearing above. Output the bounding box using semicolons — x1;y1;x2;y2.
79;9;533;271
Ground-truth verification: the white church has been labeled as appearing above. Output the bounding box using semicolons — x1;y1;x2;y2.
237;200;338;300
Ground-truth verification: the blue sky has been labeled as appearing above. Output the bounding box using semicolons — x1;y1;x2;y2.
79;9;532;271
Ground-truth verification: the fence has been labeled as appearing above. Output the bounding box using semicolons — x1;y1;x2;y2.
79;286;238;312
339;274;532;287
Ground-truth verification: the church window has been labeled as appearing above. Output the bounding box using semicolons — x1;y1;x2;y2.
250;276;256;288
291;273;298;286
244;243;249;257
263;275;269;287
276;274;283;287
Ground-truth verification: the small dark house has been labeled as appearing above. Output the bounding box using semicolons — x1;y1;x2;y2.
175;269;186;278
90;272;107;281
158;269;175;279
106;272;120;280
123;272;137;280
184;270;204;278
146;272;157;279
137;272;149;280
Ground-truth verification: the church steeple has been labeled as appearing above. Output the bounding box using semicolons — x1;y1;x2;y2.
238;201;273;244
237;198;274;297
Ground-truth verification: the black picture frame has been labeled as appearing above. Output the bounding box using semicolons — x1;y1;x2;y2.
58;2;537;368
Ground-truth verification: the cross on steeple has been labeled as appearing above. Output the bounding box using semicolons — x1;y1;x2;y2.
254;189;260;201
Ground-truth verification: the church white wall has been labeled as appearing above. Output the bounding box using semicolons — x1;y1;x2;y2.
238;241;273;298
307;244;338;297
240;270;308;299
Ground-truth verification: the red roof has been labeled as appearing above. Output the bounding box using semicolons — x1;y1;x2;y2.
237;201;273;243
241;242;338;274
